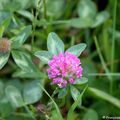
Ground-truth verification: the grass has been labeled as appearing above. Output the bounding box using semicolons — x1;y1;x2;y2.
0;0;120;119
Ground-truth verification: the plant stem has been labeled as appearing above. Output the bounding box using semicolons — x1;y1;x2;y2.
111;0;117;72
31;0;41;52
85;29;91;52
43;0;47;19
94;36;113;94
70;36;75;46
31;9;35;53
39;84;64;120
110;0;117;94
24;105;36;120
94;36;110;79
67;85;88;120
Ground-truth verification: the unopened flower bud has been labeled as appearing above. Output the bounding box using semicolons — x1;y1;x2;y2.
0;38;11;53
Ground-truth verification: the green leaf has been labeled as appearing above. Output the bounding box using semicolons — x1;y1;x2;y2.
0;97;14;117
6;79;23;92
2;16;11;30
35;50;52;63
45;0;65;18
12;50;38;72
47;32;64;55
11;25;31;49
0;11;11;25
67;85;88;120
66;43;86;57
0;16;11;37
0;0;36;11
13;70;41;78
77;0;97;19
70;85;80;101
23;80;42;104
0;52;10;70
92;11;110;28
0;26;4;38
75;77;88;85
17;10;33;21
5;85;24;108
0;0;22;11
67;18;93;28
83;109;98;120
58;87;68;99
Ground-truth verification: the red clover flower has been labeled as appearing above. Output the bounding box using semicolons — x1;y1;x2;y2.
47;52;83;88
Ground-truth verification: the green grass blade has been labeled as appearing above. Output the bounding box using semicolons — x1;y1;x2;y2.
88;73;120;77
88;87;120;109
94;36;111;80
39;84;64;120
24;105;36;120
94;36;114;94
111;0;117;72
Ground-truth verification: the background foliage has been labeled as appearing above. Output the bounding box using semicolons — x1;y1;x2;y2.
0;0;120;120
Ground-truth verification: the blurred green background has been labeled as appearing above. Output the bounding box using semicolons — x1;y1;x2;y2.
0;0;120;120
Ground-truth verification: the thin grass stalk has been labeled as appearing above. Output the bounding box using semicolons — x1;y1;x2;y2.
110;0;117;94
94;36;113;94
111;0;117;72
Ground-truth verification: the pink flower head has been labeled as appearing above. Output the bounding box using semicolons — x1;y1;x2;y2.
47;52;83;88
